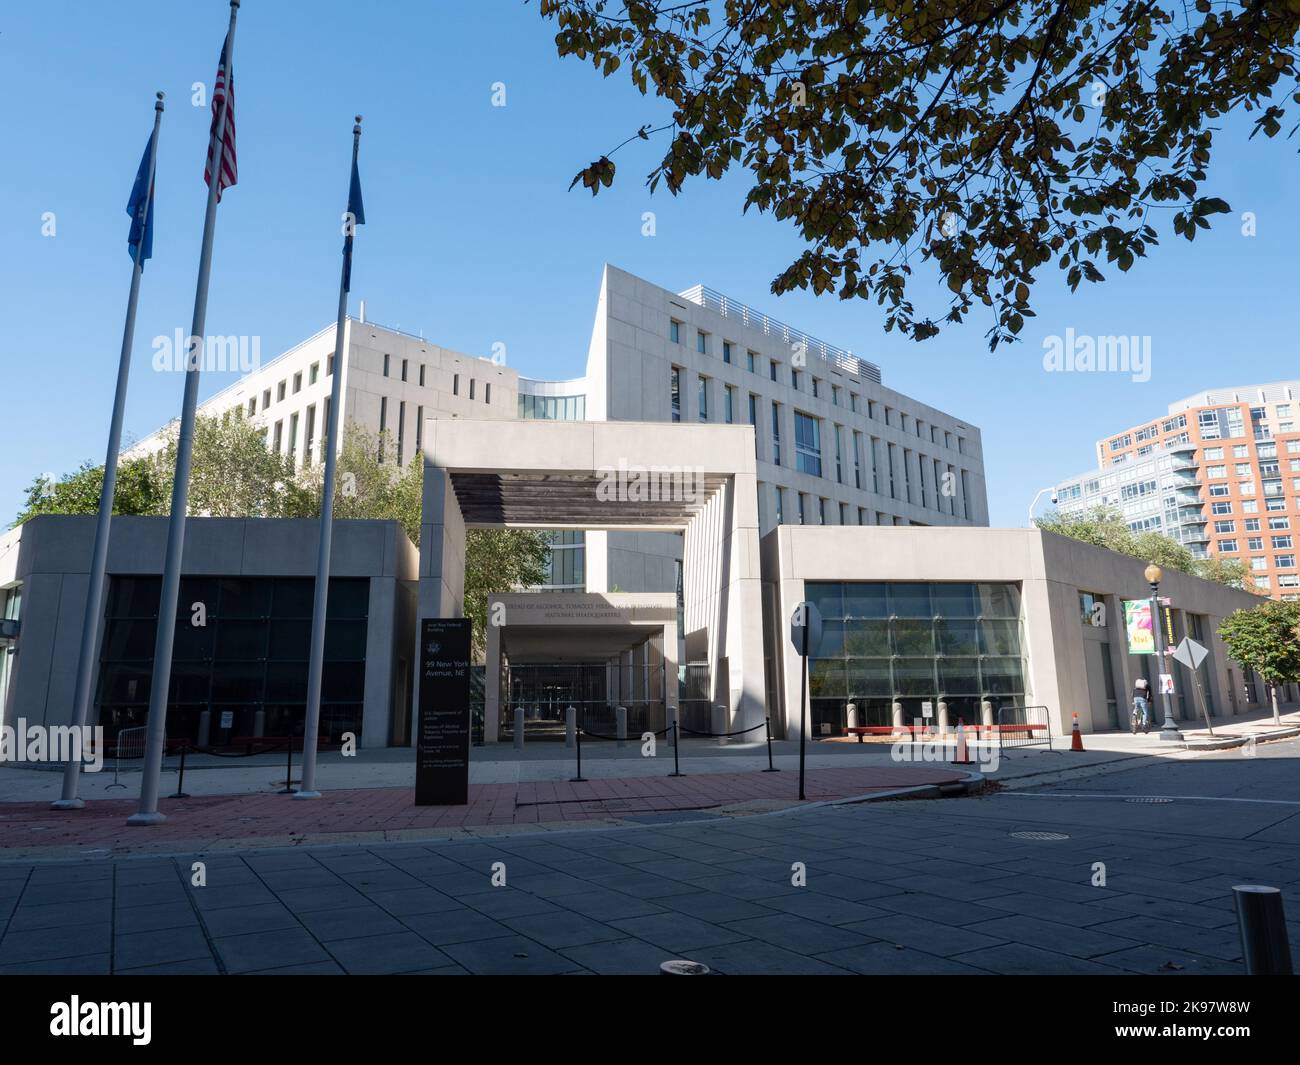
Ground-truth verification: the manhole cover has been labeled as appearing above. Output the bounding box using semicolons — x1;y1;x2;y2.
1010;830;1070;840
1125;797;1174;804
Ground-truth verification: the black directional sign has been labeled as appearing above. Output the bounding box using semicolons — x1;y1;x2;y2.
415;618;472;806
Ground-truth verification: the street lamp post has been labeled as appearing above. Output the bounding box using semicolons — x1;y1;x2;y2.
1027;486;1056;527
1145;563;1182;741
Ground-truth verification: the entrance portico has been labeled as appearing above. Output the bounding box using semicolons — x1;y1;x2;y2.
417;418;764;741
485;591;677;743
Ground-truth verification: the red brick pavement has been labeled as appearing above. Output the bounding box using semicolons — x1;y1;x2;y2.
0;764;966;852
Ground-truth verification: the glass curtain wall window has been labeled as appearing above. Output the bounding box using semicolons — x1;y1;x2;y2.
96;576;369;746
804;581;1027;736
795;412;822;476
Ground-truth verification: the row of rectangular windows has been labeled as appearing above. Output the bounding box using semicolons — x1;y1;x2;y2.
670;367;971;517
668;324;966;455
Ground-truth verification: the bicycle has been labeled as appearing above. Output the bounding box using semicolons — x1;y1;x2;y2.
1130;697;1151;735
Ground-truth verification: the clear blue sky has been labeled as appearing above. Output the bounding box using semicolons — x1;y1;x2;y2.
4;1;1297;527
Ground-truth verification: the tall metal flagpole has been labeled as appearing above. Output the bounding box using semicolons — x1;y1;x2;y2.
297;116;363;799
130;1;240;825
52;92;165;811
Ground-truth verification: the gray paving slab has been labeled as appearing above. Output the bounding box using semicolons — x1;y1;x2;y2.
722;913;876;954
557;936;675;975
609;912;750;953
399;906;514;946
324;931;454;974
296;904;407;942
502;911;624;949
114;925;212;969
437;934;586;975
213;928;333;974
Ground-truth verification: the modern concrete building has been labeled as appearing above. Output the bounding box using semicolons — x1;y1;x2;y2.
763;525;1274;742
0;516;417;747
1053;380;1300;600
2;465;1284;749
132;265;989;600
130;312;517;469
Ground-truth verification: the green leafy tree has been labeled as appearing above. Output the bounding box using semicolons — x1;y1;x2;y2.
1191;555;1256;593
463;528;550;656
17;415;553;656
1035;504;1259;593
294;423;423;543
544;0;1300;348
294;423;551;655
11;456;164;526
148;411;315;518
1035;505;1135;551
1218;600;1300;724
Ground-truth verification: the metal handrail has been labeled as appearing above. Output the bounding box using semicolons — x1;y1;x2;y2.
677;284;883;384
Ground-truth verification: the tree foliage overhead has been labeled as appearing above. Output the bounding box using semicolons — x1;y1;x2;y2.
1034;504;1260;591
543;0;1300;348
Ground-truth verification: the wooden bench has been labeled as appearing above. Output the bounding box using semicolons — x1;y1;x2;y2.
844;723;1047;743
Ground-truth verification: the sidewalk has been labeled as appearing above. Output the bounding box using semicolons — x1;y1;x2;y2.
0;762;972;860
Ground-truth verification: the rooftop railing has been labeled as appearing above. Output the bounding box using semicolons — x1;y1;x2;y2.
677;284;882;384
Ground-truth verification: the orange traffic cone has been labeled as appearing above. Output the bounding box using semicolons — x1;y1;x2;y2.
952;717;973;765
1070;712;1085;752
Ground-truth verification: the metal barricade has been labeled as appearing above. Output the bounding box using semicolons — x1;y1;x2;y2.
108;725;148;790
995;705;1053;751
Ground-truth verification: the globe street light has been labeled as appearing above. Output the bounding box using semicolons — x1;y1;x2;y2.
1145;563;1182;741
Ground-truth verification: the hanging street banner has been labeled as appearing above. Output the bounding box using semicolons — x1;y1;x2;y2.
1123;600;1155;655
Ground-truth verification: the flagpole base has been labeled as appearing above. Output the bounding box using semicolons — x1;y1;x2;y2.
50;798;85;811
126;811;167;826
292;790;322;800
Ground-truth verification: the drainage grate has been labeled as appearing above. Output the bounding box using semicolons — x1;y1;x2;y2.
1010;830;1070;840
1125;797;1174;804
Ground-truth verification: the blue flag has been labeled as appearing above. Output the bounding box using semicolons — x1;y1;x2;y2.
126;137;155;266
343;156;365;291
347;156;365;226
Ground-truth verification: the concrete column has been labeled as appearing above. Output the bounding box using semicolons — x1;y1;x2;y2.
485;609;502;745
891;700;906;736
620;649;634;708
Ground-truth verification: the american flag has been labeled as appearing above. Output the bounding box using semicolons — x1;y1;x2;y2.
204;32;237;201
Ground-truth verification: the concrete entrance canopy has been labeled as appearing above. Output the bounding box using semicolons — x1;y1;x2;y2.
484;591;677;741
418;418;764;740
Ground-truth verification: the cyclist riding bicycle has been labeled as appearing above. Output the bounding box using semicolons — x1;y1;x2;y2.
1131;677;1152;734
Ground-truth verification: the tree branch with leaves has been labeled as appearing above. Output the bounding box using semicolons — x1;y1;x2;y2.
543;0;1300;348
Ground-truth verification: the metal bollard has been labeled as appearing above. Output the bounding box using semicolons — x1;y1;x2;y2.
616;706;627;749
570;727;586;783
763;716;779;772
712;703;728;745
565;706;576;749
514;707;525;751
668;721;684;777
1233;885;1294;974
667;704;678;748
170;743;191;799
